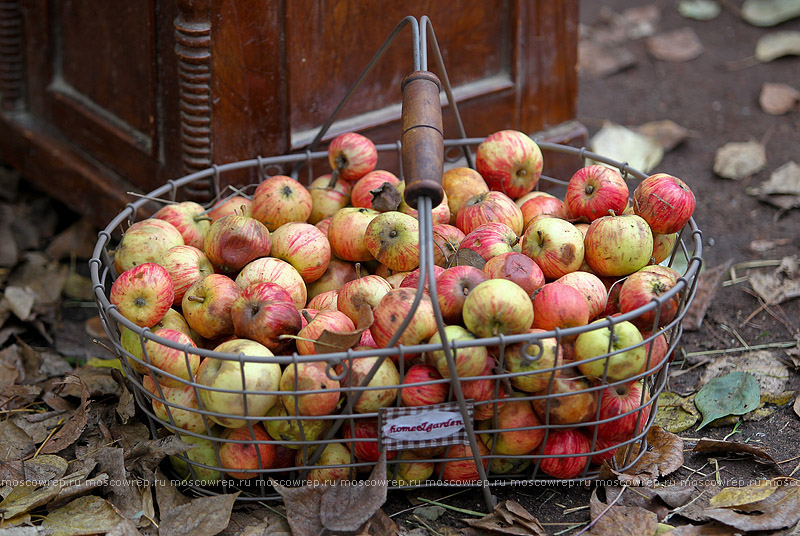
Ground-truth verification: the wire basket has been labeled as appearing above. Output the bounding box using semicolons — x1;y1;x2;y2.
89;17;703;510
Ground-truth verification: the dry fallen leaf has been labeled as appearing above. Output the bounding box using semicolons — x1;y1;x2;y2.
708;480;777;508
699;350;791;396
742;0;800;26
760;83;800;115
662;522;743;535
747;162;800;211
678;0;721;21
159;492;240;536
693;438;777;464
602;426;684;486
40;375;90;454
319;452;388;531
654;391;700;433
646;28;704;62
41;495;124;536
683;261;731;331
579;41;637;79
313;306;373;354
370;182;402;212
588;488;659;535
748;256;800;305
635;120;691;152
713;140;767;180
465;499;547;535
622;5;661;39
755;31;800;62
703;479;800;531
589;122;664;174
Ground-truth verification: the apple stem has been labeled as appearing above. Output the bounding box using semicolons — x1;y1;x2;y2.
511;236;520;247
327;168;341;189
186;295;205;303
194;215;213;223
301;309;315;324
537;230;545;247
608;209;617;217
355;263;363;279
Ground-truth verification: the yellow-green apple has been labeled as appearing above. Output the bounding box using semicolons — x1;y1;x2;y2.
428;325;490;379
400;364;449;406
503;329;563;393
337;274;392;325
308;173;351;224
574;320;646;381
110;263;174;327
594;380;651;442
652;232;678;264
435;265;488;325
264;401;327;448
328;132;378;182
204;214;271;273
170;433;222;485
531;282;591;332
584;214;653;277
350;169;401;209
532;368;597;425
231;282;301;353
142;328;199;387
363;211;420;272
633;173;696;234
113;219;184;273
438;440;490;483
306;289;338;311
251;175;312;231
391;450;435;485
565;165;630;222
158;245;214;306
328;207;379;262
441;167;489;225
396;181;451;225
483;251;544;296
207;195;252;221
295;310;355;355
638;329;670;376
520;194;571;228
218;423;275;479
342;418;397;462
556;271;608;320
539;429;591;479
619;265;680;329
270;222;331;283
456;191;524;235
235;257;307;310
371;288;437;351
462;279;534;338
142;375;206;433
297;443;354;484
196;338;281;427
478;395;545;455
340;352;400;413
521;216;585;279
432;224;466;267
306;257;358;301
182;274;240;339
475;129;543;199
458;222;520;262
280;361;340;416
399;265;445;292
120;308;196;373
153;201;211;250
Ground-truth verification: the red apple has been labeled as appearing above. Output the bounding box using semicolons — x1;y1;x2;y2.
586;435;620;466
532;368;598;425
520;194;571;228
308;173;351;225
521;217;585;279
182;273;240;339
252;175;312;231
328;207;379;262
306;257;358;301
619;265;681;329
531;282;591;332
478;395;545;455
371;288;437;350
400;364;449;407
435;265;489;324
584;214;653;277
461;358;505;421
639;329;670;375
231;282;301;353
397;182;451;225
350;169;401;209
565;165;630;223
431;224;466;267
456;191;524;235
483;252;544;296
392;450;435;485
574;320;646;381
363;211;420;272
219;423;275;479
593;380;651;442
158;245;214;306
439;440;490;483
458;222;520;262
270;222;331;283
539;429;591;479
556;271;608;321
337;274;393;325
280;361;340;417
235;257;307;310
476;130;543;199
153;201;211;250
315;216;332;236
343;418;397;462
207;195;252;221
462;279;534;338
204;214;271;273
295;310;355;355
114;219;184;273
328;132;378;182
633;173;696;234
142;328;199;387
110;263;174;327
306;289;338;311
442;167;490;225
399;266;445;293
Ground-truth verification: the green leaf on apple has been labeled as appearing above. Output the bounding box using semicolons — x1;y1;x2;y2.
694;372;761;430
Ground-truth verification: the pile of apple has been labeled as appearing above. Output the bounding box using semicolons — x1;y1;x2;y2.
106;129;696;486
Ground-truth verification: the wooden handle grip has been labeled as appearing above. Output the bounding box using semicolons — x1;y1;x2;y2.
401;71;444;210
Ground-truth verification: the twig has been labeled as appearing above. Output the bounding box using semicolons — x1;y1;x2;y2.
682;341;797;358
554;522;588;535
723;421;742;441
790;461;800;478
562;505;590;515
412;514;443;536
30;417;66;459
777;455;800;464
126;191;178;204
416;497;485;517
719;324;749;348
663;489;708;523
389;489;470;518
574;485;628;536
256;502;287;520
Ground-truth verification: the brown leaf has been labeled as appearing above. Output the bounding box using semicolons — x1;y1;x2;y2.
0;205;19;268
271;481;327;536
113;369;136;424
683;261;732;331
222;506;292;536
760;83;800;115
713;141;767;180
662;522;742;535
95;447;149;522
588;488;659;535
646;28;703;62
465;499;547;535
0;418;35;461
749;256;800;305
794;393;800;418
703;480;800;531
125;434;195;476
50;472;109;508
454;248;487;270
40;375;90;454
320;452;388;531
41;495;125;536
314;306;374;354
84;316;110;340
370;182;402;212
606;426;684;486
106;518;142;536
45;218;98;261
159;492;240;536
635;120;692;152
668;482;722;522
693;438;777;464
0;484;61;519
579;41;637;79
0;454;68;484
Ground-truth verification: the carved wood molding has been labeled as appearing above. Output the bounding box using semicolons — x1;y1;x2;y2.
0;0;25;112
175;0;212;196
